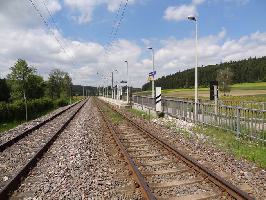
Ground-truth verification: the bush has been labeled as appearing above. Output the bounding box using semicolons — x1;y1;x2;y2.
157;112;165;118
53;98;68;107
0;102;8;122
0;98;62;123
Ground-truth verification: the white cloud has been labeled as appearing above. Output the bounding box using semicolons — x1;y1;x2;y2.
0;1;265;88
64;0;139;24
0;0;61;29
1;24;266;87
151;29;266;78
164;0;205;22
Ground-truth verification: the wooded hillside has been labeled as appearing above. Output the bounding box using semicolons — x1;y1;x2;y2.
142;56;266;90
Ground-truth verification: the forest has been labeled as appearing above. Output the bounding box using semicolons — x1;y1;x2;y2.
142;56;266;90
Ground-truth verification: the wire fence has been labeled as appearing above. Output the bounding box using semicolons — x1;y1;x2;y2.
132;95;266;144
164;96;266;110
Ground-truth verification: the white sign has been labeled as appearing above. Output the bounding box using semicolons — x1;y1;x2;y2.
155;87;162;112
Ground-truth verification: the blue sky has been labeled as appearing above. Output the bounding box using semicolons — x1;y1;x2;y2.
55;0;266;42
0;0;266;87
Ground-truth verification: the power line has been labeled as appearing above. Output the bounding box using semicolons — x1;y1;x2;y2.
40;0;79;66
104;0;129;55
103;0;124;53
27;0;77;67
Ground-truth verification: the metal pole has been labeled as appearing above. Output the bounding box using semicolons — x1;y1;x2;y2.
126;61;129;104
23;91;28;121
195;19;198;122
214;85;218;115
83;86;84;99
69;86;72;104
111;72;114;99
152;49;155;99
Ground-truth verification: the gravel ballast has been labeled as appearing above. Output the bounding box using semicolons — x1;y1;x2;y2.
11;98;143;199
122;108;265;200
0;103;74;144
0;102;83;190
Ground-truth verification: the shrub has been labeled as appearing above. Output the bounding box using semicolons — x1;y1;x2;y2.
157;112;165;118
54;98;68;107
0;98;62;123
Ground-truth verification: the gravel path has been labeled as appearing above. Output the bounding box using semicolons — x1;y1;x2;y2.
0;102;83;190
11;98;143;199
121;109;265;200
0;103;73;144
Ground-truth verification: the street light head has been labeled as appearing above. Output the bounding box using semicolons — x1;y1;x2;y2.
124;60;128;63
188;16;197;21
147;47;153;50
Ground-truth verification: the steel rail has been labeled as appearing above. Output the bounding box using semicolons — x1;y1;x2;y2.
0;100;82;152
0;99;88;200
101;99;255;200
95;99;156;200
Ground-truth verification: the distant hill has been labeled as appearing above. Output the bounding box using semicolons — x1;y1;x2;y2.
72;85;141;96
142;56;266;90
72;85;97;96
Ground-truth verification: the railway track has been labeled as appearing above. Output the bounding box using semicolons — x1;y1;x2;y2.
96;98;255;200
0;99;87;199
0;100;81;151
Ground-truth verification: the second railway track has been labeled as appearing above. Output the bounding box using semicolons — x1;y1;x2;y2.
0;99;87;199
96;98;255;200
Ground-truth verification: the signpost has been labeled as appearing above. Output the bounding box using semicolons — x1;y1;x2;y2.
155;87;162;112
210;81;219;116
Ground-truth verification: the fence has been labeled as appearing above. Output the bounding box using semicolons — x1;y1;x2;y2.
164;96;266;110
132;96;266;144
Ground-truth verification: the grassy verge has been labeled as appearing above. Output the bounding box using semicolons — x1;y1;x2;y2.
0;121;24;133
0;107;55;133
194;125;266;168
101;104;123;124
0;97;80;134
128;108;155;120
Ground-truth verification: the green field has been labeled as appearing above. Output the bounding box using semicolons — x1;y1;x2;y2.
135;82;266;102
231;82;266;90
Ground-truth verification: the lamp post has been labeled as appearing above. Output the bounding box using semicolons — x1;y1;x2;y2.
188;15;198;122
148;47;155;98
125;60;129;104
111;69;118;99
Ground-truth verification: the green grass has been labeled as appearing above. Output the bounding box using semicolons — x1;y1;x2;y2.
194;125;266;168
231;82;266;90
128;108;155;120
134;82;266;102
101;104;123;124
0;121;24;133
0;98;79;134
220;95;266;102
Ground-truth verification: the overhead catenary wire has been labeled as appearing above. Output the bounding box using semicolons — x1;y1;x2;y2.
27;0;77;67
103;0;124;53
104;0;129;55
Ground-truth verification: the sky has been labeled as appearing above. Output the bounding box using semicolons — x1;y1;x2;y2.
0;0;266;87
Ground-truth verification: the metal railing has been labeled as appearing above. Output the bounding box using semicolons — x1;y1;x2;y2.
164;96;266;110
133;95;266;144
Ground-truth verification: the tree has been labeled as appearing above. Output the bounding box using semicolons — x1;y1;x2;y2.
0;79;11;102
7;59;36;100
7;59;36;121
216;67;234;95
47;69;72;99
27;74;45;99
142;56;266;90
